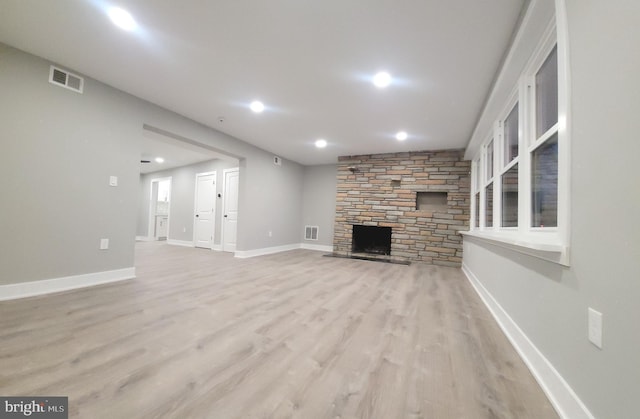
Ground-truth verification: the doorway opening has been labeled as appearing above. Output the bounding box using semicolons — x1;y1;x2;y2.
137;124;242;255
148;177;172;241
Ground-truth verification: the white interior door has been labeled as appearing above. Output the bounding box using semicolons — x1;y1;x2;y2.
222;168;239;252
194;172;216;249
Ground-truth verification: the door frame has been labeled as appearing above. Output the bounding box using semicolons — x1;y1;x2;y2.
221;167;239;252
148;176;172;241
193;171;217;249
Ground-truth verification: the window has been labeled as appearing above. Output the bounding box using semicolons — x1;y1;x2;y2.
500;102;519;227
532;134;558;227
531;46;559;227
486;139;494;180
485;183;494;227
466;16;568;265
502;163;518;227
484;140;494;228
535;47;558;138
504;104;519;163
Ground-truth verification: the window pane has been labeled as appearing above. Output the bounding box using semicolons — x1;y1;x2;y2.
536;46;558;138
531;135;558;227
485;183;493;227
475;192;480;228
486;140;494;180
504;104;519;164
501;164;518;227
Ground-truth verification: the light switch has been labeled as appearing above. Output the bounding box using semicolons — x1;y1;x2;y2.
100;238;109;250
109;176;118;187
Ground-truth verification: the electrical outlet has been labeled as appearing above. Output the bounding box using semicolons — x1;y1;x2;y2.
109;176;118;187
588;308;603;349
100;238;109;250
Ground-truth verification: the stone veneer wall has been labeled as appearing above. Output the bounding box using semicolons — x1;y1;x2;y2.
333;150;470;267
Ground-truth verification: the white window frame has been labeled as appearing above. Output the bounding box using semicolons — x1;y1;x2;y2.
471;158;481;230
482;135;496;230
464;14;571;266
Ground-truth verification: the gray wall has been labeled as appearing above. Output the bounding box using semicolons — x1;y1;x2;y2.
301;165;337;247
0;44;140;284
238;154;304;249
137;159;238;244
0;43;306;285
463;1;640;418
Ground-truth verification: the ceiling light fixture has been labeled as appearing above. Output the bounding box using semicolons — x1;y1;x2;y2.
315;139;327;148
395;131;408;141
155;157;165;163
108;7;137;31
373;71;392;88
250;101;265;113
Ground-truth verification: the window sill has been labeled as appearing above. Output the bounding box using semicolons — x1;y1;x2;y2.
461;230;569;266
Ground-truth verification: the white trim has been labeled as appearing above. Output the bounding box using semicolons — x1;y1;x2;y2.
234;243;301;259
234;243;333;258
300;243;333;252
555;0;572;252
135;235;153;242
212;244;223;251
0;267;135;301
461;230;569;266
166;239;194;247
461;263;595;419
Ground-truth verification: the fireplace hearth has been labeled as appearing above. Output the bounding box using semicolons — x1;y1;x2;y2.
352;225;391;255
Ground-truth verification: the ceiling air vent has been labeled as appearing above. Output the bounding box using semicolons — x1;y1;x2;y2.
49;65;84;93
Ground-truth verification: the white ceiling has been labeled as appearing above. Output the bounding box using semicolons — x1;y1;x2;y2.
0;0;525;166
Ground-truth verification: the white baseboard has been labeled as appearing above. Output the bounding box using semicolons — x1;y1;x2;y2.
135;236;153;242
212;244;223;251
235;242;334;259
166;239;194;247
234;243;301;259
300;243;333;252
461;263;595;419
0;267;135;301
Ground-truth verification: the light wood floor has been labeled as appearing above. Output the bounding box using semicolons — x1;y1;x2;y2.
0;242;558;419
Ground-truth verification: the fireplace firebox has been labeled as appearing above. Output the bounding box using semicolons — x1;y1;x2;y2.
352;225;391;255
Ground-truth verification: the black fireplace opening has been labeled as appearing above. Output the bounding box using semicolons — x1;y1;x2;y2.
352;225;391;255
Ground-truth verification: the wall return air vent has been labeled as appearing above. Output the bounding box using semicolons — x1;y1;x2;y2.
49;65;84;93
305;226;319;241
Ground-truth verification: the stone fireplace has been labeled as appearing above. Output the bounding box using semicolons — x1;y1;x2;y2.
333;150;470;267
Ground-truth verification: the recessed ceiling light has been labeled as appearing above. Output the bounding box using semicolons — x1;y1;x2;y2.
373;71;392;88
155;157;164;163
315;139;327;148
108;7;137;31
395;131;408;141
250;101;265;113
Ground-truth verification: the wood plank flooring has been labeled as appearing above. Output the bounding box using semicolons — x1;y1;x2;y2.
0;242;558;418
